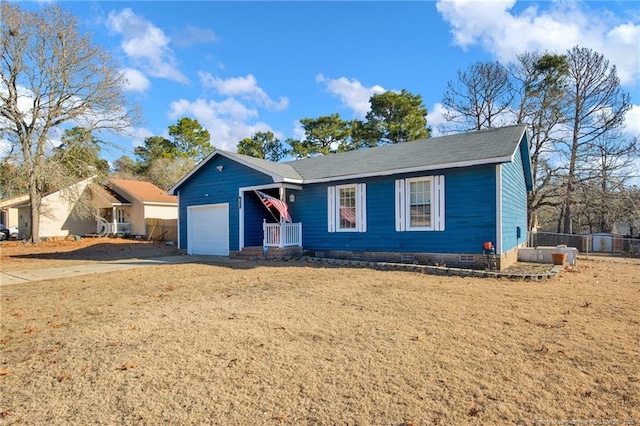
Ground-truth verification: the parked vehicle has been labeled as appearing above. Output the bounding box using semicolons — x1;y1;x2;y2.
0;225;19;240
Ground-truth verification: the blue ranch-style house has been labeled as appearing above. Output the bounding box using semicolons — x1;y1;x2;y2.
168;125;533;270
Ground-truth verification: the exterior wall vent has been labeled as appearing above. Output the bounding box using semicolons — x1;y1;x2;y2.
401;253;414;262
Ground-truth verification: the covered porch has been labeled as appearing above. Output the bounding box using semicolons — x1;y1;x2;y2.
239;184;303;252
95;214;131;237
90;184;133;237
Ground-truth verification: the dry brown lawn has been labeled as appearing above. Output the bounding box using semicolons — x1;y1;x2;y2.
1;239;639;425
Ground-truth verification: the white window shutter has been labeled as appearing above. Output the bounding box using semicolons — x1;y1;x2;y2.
327;186;335;233
395;179;405;232
434;175;445;231
357;183;367;232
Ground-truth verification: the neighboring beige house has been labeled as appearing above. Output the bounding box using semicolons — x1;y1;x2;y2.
16;177;96;239
95;179;178;237
13;178;177;240
0;194;30;230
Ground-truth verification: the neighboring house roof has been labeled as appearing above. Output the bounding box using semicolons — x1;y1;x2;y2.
110;179;177;205
11;176;96;209
170;125;530;193
90;183;132;208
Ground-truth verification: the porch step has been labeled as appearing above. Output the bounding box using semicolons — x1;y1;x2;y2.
230;246;303;260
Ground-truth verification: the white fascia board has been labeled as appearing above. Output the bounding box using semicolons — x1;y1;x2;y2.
509;128;528;162
141;201;178;206
238;188;244;251
495;165;502;254
283;177;304;184
301;156;513;184
176;192;181;250
222;153;302;184
239;183;303;192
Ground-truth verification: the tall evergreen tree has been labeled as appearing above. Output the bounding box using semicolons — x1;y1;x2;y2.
366;89;430;144
237;131;286;161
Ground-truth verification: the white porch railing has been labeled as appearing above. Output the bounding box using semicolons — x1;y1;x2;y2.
97;220;131;236
263;220;302;248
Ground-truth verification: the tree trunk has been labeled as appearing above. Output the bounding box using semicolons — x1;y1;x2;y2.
28;178;42;243
562;106;581;234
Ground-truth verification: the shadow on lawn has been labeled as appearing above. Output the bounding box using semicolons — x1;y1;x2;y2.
7;242;180;261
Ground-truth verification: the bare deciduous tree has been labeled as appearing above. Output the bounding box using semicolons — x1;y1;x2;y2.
0;3;139;242
558;46;631;234
571;131;636;233
145;157;196;191
510;52;569;231
442;61;514;132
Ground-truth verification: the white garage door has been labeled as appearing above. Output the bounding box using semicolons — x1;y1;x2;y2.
187;203;229;255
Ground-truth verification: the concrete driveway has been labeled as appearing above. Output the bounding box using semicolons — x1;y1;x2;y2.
0;255;245;286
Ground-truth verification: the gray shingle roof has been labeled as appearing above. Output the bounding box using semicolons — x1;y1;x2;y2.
220;151;303;181
286;124;527;182
170;125;528;193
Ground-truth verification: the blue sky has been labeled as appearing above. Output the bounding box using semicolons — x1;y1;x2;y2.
21;1;640;163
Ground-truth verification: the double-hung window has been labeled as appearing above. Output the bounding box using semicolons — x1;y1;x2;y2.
328;184;367;232
395;176;445;231
408;178;431;228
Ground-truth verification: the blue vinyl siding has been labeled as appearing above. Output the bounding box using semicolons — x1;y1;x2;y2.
174;137;531;256
500;142;528;252
174;156;273;250
244;192;267;247
294;165;498;254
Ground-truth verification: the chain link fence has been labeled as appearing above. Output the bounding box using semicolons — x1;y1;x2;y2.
529;231;640;259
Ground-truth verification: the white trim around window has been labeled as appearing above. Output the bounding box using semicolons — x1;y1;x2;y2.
395;176;445;232
327;183;367;233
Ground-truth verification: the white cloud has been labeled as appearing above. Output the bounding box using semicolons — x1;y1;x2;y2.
168;98;276;151
164;73;290;152
315;74;386;118
106;8;188;84
426;103;454;137
129;127;154;148
623;104;640;138
171;25;218;48
198;73;289;111
291;120;306;141
121;68;151;93
436;0;640;86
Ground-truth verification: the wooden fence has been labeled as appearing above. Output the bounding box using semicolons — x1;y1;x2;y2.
145;218;177;242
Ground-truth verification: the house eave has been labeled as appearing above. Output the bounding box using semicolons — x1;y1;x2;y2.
141;201;178;206
0;194;30;209
282;177;304;184
168;150;302;195
239;183;303;192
